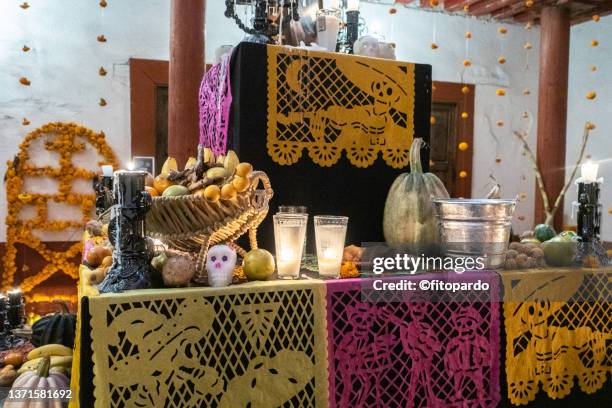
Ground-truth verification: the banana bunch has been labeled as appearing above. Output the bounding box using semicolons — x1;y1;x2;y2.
18;344;73;375
158;146;253;203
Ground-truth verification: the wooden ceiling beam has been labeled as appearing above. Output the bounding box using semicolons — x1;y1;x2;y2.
571;1;612;23
492;3;531;19
444;0;468;12
468;0;519;16
440;0;611;24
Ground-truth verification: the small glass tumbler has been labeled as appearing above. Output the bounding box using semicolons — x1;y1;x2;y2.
316;8;342;51
314;216;348;278
274;213;308;279
278;206;308;262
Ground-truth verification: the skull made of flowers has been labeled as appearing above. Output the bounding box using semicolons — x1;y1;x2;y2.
206;244;237;287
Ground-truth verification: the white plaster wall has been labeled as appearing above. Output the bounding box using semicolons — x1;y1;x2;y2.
0;0;170;241
0;1;541;241
566;15;612;241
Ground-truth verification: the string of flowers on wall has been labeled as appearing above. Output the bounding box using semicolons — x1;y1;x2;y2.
3;123;117;303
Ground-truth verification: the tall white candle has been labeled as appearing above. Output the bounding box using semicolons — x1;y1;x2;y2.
274;213;308;279
347;0;360;11
581;161;599;183
329;0;340;9
314;216;348;279
317;13;341;51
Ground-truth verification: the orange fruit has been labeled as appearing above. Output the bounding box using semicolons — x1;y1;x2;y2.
153;174;173;194
203;185;221;202
145;186;158;197
232;176;250;193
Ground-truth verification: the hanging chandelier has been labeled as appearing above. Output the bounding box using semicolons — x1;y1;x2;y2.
225;0;301;42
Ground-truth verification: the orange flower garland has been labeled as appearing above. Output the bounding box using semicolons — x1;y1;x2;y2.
3;122;118;293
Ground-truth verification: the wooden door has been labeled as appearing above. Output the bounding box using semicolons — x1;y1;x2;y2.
430;81;474;198
154;86;169;175
130;58;169;175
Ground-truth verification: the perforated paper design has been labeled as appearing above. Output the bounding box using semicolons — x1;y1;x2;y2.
199;54;232;155
326;272;501;408
266;46;415;168
502;268;611;405
88;282;327;407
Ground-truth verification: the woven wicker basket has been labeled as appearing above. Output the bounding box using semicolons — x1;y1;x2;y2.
146;171;273;283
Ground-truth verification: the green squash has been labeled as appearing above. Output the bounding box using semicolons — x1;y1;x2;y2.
31;302;76;349
383;138;450;253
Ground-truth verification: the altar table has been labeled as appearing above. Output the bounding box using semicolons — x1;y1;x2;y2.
71;267;611;408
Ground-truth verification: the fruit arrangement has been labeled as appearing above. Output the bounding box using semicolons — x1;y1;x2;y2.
505;224;579;269
0;342;34;386
148;147;254;201
145;149;273;285
82;218;114;285
0;343;72;388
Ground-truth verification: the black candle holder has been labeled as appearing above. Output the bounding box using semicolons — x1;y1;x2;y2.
576;182;601;242
574;181;609;266
0;294;26;350
345;10;359;54
7;290;25;329
98;170;159;293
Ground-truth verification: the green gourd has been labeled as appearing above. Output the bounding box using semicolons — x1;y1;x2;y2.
383;138;450;253
31;301;76;349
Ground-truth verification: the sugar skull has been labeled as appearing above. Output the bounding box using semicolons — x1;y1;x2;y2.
205;245;237;287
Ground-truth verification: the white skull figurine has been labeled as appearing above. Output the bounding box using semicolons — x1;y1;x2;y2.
206;245;237;287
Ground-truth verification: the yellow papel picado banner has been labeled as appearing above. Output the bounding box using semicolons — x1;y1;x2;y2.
267;46;415;169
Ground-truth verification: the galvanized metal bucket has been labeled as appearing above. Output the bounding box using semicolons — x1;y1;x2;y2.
432;199;517;269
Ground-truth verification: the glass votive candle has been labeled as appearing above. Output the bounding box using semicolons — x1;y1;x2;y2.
278;206;309;261
314;216;348;278
274;214;308;279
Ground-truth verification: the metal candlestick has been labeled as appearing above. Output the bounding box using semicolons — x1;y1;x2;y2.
225;0;300;43
94;175;114;216
573;180;609;266
576;182;601;242
0;295;25;350
7;289;25;329
345;10;359;54
98;170;158;293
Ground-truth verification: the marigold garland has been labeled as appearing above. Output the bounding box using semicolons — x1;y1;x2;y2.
3;122;118;294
